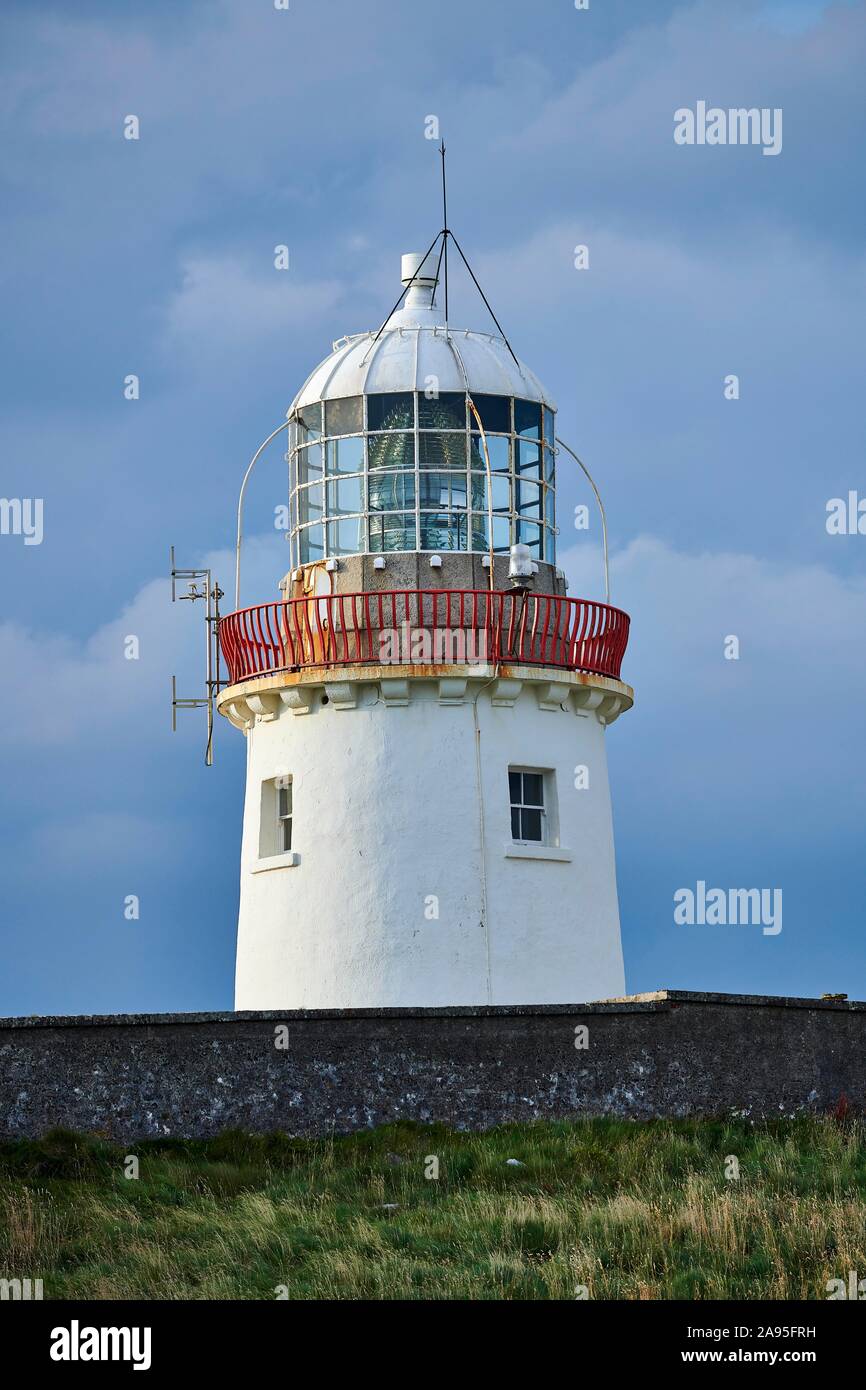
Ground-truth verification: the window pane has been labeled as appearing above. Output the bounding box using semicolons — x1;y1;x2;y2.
510;806;521;840
296;444;323;485
516;519;542;556
418;432;467;470
419;513;469;551
522;772;544;807
509;770;522;803
470;394;510;433
367;392;414;431
514;398;542;440
297;482;323;524
472;512;511;552
299;524;324;563
327;517;365;556
543;407;555;448
326;436;364;476
472;471;510;513
369;472;414;511
296;401;322;442
281;818;292;852
326;475;363;514
516;439;542;479
544;445;555;483
470;434;510;473
368;432;414;470
368;513;416;551
325;396;363;437
418;392;466;430
419;472;467;510
278;783;292;816
521;808;543;842
544;486;555;530
515;478;542;520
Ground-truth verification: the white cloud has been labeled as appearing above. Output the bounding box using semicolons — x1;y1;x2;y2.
162;255;342;364
0;532;285;750
562;535;866;843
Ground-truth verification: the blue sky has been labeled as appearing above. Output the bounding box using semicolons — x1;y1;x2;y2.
0;0;864;1015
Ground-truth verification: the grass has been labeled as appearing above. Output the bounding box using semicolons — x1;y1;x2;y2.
1;1116;865;1299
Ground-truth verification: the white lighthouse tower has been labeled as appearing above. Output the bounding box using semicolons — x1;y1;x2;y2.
217;240;633;1010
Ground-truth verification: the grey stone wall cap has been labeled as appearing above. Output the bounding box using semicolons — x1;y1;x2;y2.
1;990;865;1030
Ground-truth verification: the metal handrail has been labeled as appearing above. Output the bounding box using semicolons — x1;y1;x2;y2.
218;589;630;686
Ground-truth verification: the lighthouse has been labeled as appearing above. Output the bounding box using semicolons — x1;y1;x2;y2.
216;243;633;1010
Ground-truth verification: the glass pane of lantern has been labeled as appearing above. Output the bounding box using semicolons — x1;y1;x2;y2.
515;478;542;520
326;436;364;476
419;513;469;551
516;439;542;478
472;471;510;513
473;512;511;552
327;518;365;556
470;434;510;473
297;482;324;524
296;444;323;485
418;432;467;470
514;398;542;440
296;401;322;443
368;471;415;511
516;519;542;556
470;394;510;434
299;524;324;563
418;472;467;510
368;432;414;470
325;395;363;437
418;392;466;430
367;513;417;551
367;392;414;431
326;475;363;514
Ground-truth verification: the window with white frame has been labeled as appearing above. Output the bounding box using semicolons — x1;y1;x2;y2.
508;768;547;844
260;776;293;858
276;777;292;852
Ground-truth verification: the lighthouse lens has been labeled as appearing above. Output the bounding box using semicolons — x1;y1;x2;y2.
368;432;413;470
418;392;466;430
289;391;556;563
367;393;414;431
418;432;467;471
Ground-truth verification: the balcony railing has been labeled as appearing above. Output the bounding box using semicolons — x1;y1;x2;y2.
218;589;630;686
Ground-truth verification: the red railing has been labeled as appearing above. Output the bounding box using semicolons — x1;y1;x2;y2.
219;589;630;685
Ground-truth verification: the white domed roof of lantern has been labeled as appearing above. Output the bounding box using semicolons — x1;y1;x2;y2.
289;250;555;415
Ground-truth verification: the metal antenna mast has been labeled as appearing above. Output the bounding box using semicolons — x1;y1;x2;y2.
366;143;521;367
169;546;225;766
440;139;449;326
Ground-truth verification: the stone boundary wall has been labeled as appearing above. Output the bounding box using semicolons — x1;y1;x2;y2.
1;991;864;1140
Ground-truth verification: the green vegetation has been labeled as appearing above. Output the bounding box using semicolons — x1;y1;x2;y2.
1;1117;864;1299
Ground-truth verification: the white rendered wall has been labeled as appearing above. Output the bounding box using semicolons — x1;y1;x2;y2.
231;678;626;1009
